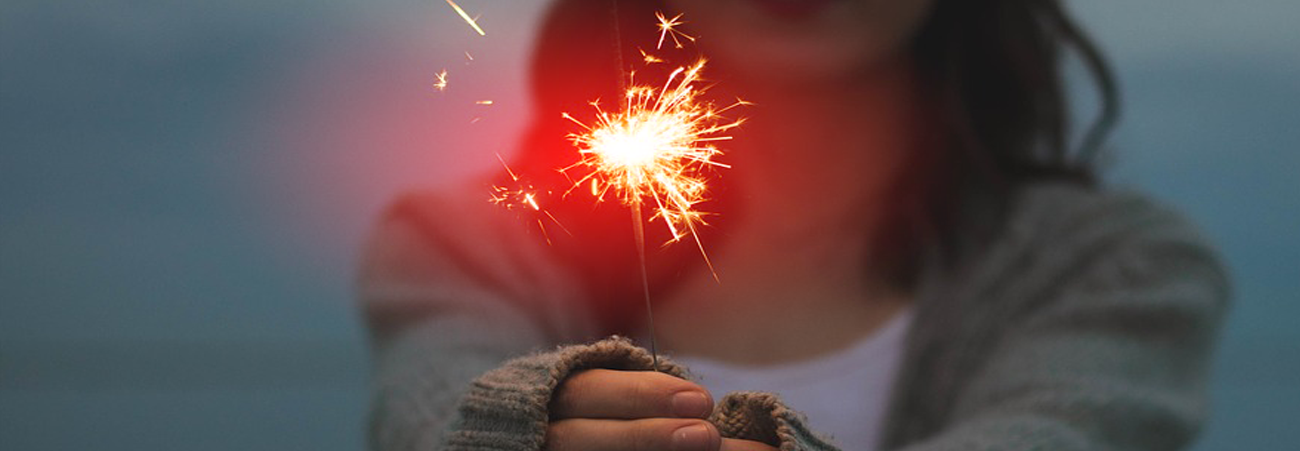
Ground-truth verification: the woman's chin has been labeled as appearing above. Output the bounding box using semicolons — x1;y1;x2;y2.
744;0;845;19
711;46;890;89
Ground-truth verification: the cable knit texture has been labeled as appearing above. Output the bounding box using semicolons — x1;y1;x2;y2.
359;182;1229;450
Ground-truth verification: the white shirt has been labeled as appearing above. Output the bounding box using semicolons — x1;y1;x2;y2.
673;308;914;450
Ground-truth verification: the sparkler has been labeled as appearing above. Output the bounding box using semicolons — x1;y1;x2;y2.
460;3;745;369
444;0;486;36
562;58;746;368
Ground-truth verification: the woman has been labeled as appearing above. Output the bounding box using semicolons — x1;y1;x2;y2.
360;0;1229;450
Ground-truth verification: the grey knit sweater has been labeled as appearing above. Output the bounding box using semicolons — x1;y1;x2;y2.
359;182;1229;450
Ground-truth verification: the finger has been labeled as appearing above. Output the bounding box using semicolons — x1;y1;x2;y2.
721;438;781;451
546;418;720;451
550;369;713;420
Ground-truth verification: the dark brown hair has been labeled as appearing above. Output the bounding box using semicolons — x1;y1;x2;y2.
503;0;1119;334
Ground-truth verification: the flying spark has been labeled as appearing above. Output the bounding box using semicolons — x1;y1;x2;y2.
563;59;746;272
655;12;694;49
640;48;663;64
491;154;569;243
433;69;449;91
476;100;494;105
444;0;486;36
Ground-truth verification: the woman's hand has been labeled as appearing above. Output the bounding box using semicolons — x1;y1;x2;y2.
546;369;779;451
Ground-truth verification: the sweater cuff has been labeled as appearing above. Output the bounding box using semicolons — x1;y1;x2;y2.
712;391;842;451
443;336;839;451
442;336;687;449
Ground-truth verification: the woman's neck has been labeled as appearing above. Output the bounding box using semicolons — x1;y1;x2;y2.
726;57;924;246
655;58;925;364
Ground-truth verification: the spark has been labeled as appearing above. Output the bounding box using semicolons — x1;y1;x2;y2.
655;12;694;49
433;69;449;91
562;59;746;274
445;0;486;36
491;154;570;243
640;48;663;64
476;100;494;105
464;51;475;62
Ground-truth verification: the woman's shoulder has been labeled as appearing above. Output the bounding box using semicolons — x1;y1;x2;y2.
379;182;500;229
361;181;592;338
374;181;555;258
368;178;574;280
368;183;529;275
1003;181;1214;256
951;180;1230;311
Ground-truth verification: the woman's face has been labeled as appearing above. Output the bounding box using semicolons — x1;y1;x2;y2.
664;0;936;84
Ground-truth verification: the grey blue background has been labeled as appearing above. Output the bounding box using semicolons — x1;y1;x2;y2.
2;1;1296;449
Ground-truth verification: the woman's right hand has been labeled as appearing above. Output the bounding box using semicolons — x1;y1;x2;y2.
546;369;779;451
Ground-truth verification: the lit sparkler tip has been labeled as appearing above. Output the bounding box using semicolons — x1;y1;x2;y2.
563;57;743;258
445;0;486;36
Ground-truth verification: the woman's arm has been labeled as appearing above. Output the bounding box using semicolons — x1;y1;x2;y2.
359;188;597;450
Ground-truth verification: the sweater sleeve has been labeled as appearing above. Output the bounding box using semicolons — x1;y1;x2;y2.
358;187;597;450
444;336;841;451
895;187;1230;451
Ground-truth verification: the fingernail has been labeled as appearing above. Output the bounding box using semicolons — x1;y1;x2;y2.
671;391;711;418
671;423;715;451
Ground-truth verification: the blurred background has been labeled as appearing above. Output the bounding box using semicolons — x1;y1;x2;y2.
1;0;1295;449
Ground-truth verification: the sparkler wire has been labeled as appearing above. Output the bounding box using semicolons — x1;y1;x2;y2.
630;203;658;371
609;0;660;373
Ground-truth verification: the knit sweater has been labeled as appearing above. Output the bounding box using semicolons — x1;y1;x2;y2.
359;182;1229;450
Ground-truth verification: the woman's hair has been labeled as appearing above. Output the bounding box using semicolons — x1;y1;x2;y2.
503;0;1118;334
